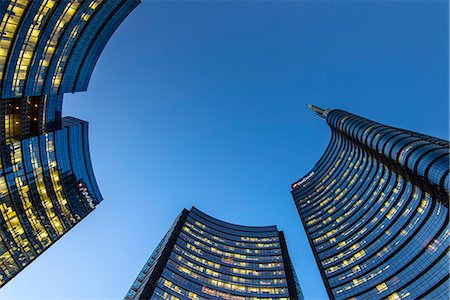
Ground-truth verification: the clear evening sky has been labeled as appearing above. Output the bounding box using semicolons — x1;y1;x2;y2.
1;1;448;299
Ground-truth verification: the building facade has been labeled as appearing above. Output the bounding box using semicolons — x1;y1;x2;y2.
0;0;140;287
0;117;101;286
0;0;140;98
0;94;63;145
125;207;304;300
291;105;449;300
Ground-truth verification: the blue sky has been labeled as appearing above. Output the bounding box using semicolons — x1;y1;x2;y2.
1;1;448;299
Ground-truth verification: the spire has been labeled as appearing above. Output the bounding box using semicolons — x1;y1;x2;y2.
307;104;328;119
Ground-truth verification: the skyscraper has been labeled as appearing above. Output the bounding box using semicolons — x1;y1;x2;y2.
0;117;101;286
0;0;140;287
291;105;449;300
125;207;304;300
0;0;140;98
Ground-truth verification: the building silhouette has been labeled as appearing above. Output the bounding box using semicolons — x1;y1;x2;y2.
126;207;304;300
0;0;140;287
291;105;449;299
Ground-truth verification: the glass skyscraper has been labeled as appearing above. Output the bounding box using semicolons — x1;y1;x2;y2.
0;117;101;286
0;0;140;98
0;0;140;287
126;207;304;300
291;105;449;300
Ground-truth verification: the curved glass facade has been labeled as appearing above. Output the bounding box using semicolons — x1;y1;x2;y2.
292;106;449;300
0;117;101;287
0;0;140;287
0;0;140;98
126;207;304;300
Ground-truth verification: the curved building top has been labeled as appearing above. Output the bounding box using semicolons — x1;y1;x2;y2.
293;105;449;202
190;206;278;233
0;0;140;98
126;207;304;299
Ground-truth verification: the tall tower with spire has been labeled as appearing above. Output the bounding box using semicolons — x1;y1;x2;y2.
292;106;449;299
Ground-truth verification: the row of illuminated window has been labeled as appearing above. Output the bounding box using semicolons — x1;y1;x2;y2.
308;156;376;230
188;219;281;249
321;183;423;268
189;211;278;236
320;185;423;273
183;223;281;255
155;277;276;300
312;169;394;245
33;0;101;95
173;244;285;278
180;232;283;265
306;160;383;230
163;262;289;297
294;140;347;203
0;0;30;82
187;215;280;244
301;149;362;219
156;277;201;300
12;0;57;95
300;126;400;216
316;176;402;253
49;0;104;94
172;254;287;287
156;271;291;300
